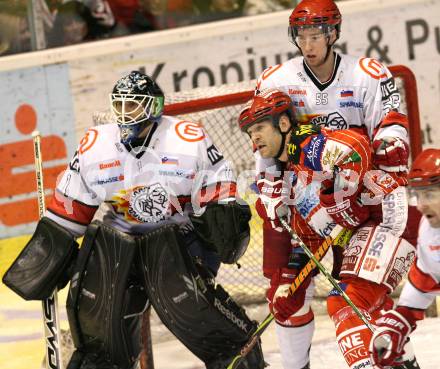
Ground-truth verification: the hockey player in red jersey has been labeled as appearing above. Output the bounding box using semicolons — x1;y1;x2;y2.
249;1;420;367
238;88;419;369
3;71;265;369
369;149;440;368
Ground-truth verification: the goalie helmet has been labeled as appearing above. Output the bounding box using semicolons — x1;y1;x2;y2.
238;88;295;132
288;0;342;46
110;71;165;144
408;149;440;187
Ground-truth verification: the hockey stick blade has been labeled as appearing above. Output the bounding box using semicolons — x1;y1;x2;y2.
226;224;347;369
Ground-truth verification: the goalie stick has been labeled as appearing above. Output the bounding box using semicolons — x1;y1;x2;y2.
226;224;352;369
32;131;64;369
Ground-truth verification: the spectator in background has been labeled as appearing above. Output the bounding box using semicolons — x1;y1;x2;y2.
193;0;245;23
48;1;91;47
130;0;193;33
48;0;127;48
244;0;298;16
0;3;31;56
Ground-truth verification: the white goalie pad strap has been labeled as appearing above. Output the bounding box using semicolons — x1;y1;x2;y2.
340;225;416;291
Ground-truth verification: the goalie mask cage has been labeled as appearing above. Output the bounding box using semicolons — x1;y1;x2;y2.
162;65;422;304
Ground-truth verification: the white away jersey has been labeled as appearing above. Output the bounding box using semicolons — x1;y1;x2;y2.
398;216;440;310
255;53;406;142
47;116;236;236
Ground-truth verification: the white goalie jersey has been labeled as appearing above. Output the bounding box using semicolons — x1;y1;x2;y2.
46;116;236;236
255;53;407;143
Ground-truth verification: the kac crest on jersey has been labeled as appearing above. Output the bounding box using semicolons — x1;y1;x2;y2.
129;183;169;222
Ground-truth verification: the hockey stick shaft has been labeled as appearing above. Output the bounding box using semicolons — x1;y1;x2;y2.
32;131;64;369
276;208;375;332
226;225;347;369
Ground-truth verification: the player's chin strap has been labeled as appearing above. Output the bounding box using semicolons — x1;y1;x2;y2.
275;126;292;159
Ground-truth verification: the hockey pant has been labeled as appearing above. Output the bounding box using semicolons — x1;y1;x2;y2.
327;277;392;369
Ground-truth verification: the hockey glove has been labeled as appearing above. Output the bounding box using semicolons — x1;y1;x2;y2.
320;191;370;230
267;266;311;323
369;307;416;368
256;178;291;232
373;137;409;173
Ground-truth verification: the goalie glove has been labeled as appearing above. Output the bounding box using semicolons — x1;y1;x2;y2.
373;137;409;173
369;307;416;368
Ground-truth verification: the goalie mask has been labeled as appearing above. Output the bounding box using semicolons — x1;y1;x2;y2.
110;71;165;144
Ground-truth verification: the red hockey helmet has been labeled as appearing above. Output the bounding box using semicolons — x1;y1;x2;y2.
288;0;342;44
238;89;295;132
408;149;440;187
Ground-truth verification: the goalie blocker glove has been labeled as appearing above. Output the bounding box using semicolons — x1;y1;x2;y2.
190;201;252;264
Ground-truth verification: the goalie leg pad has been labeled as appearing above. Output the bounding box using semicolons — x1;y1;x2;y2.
138;224;264;368
66;221;148;369
2;216;78;300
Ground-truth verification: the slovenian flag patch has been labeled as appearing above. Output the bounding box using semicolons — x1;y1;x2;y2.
340;90;354;97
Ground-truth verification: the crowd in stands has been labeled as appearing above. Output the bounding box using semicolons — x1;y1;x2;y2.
0;0;308;56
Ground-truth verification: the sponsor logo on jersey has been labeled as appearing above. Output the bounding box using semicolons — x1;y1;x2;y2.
159;169;195;179
359;58;387;80
368;227;387;258
380;78;398;99
322;145;343;167
429;245;440;251
304;134;325;171
387;251;416;289
79;128;98;154
99;159;121;170
175;121;205;142
129;183;169;222
342;151;362;164
91;174;124;185
340;90;354;98
381;78;401;113
293;100;305;107
206;144;224;165
339;101;364;109
294;181;320;219
297;71;307;83
69;150;80;173
326;112;348;130
161;156;179;165
289;88;307;95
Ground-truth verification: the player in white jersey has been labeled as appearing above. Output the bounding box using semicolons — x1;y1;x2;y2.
256;0;409;173
370;149;440;368
251;1;417;368
3;71;265;369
